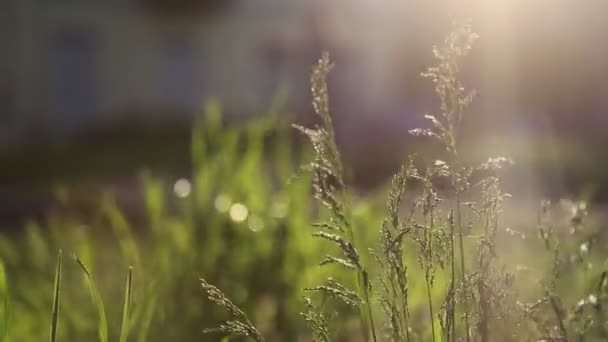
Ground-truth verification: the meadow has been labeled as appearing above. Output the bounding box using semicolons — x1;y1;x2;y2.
1;23;607;341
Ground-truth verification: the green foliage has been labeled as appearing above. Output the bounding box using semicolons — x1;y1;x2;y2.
0;89;327;340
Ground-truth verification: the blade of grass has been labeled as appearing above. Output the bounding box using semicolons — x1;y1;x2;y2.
74;256;108;342
102;195;142;273
0;259;9;342
120;266;134;342
50;250;62;342
136;294;158;342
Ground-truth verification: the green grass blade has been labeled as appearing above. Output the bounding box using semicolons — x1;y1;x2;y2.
136;294;157;342
75;256;108;342
120;266;134;342
101;195;142;273
0;259;9;342
50;250;62;342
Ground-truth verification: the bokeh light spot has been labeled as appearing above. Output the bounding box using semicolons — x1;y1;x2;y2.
229;203;249;222
248;215;264;232
214;194;232;213
580;242;589;254
270;201;288;219
173;178;191;198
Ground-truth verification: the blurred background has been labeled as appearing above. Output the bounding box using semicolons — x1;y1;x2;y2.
2;0;608;340
2;0;608;225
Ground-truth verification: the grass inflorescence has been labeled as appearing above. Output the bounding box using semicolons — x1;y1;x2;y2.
200;21;608;342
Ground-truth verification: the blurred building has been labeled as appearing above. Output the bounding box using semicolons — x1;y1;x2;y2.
3;0;305;143
1;0;421;144
3;0;608;196
2;0;468;144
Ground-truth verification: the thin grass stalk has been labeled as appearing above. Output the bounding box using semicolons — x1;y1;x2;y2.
345;203;378;342
361;271;378;342
403;292;411;342
137;295;158;342
477;215;490;342
595;305;608;340
593;273;608;340
548;293;568;339
426;274;437;342
341;212;368;340
0;260;9;342
477;187;498;342
120;267;134;342
456;194;471;342
75;257;108;342
390;270;410;342
449;210;456;342
336;125;377;342
302;53;377;342
49;250;62;342
427;211;437;342
346;213;378;342
415;22;477;342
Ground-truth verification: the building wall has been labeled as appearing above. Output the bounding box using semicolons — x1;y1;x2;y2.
8;1;322;137
0;0;18;125
5;0;469;143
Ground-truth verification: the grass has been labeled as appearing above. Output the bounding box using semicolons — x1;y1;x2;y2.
1;21;608;342
0;261;8;342
49;250;62;342
75;256;108;342
119;267;133;342
0;89;326;340
201;21;608;341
